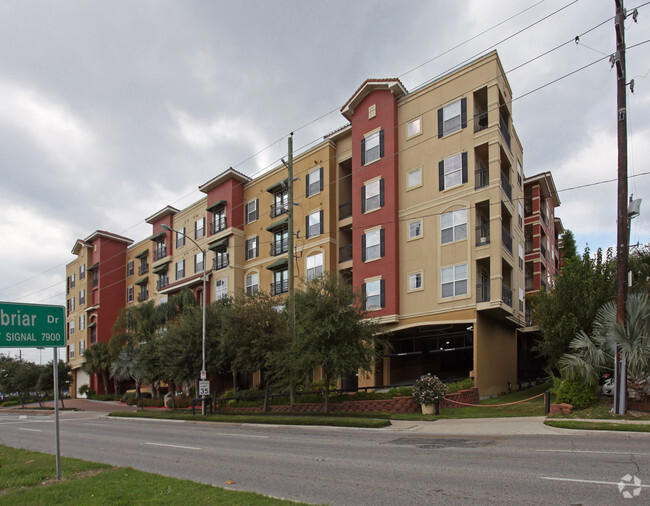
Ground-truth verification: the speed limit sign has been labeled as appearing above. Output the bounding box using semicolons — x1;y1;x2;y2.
199;380;210;396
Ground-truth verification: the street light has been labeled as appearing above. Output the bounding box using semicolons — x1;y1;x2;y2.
160;224;207;415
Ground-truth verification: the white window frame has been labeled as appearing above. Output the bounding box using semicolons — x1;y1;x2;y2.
408;271;423;292
442;99;462;136
215;278;228;300
407;117;422;138
365;279;382;311
407;167;422;190
365;229;381;261
519;244;524;270
69;343;75;359
195;218;205;239
408;220;422;240
194;252;205;273
246;200;258;224
246;236;258;260
441;263;468;298
519;288;525;312
308;211;321;238
368;104;376;119
518;202;523;228
176;227;186;248
79;314;85;331
245;272;259;296
307;168;322;196
127;286;134;303
69;319;75;335
127;261;134;277
176;260;185;280
79;264;85;280
306;252;324;281
364;131;381;165
441;209;467;244
364;180;381;213
79;339;85;356
443;153;463;190
79;289;85;306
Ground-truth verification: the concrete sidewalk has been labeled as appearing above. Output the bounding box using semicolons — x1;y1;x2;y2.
388;416;562;435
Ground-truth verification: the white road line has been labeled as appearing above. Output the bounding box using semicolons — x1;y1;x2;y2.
212;432;269;439
538;449;650;456
541;477;650;488
145;442;202;450
19;428;42;432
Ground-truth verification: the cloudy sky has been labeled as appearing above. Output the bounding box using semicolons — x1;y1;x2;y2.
1;0;649;362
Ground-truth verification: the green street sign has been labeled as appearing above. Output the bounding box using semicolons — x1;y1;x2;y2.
0;302;66;348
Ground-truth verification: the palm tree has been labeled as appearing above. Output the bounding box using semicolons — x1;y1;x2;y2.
110;347;144;399
81;342;112;396
559;292;650;398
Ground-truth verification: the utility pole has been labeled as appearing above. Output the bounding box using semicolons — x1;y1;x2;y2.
614;0;629;415
287;133;296;404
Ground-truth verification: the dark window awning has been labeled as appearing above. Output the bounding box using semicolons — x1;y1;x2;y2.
206;200;227;213
150;231;166;242
266;178;288;193
153;264;169;274
87;321;96;328
266;257;288;270
135;249;149;259
266;216;288;231
208;237;229;250
88;263;99;271
135;276;148;285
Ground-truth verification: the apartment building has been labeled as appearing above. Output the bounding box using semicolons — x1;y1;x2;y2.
66;50;560;397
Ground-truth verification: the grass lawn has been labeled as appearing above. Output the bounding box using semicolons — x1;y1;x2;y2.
547;394;650;421
110;410;391;428
0;445;308;505
545;420;650;432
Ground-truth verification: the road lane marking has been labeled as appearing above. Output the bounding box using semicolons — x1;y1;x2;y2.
541;476;650;488
19;428;42;432
212;432;269;439
145;442;202;450
538;449;650;456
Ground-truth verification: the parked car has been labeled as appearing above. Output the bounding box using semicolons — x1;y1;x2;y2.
602;376;650;398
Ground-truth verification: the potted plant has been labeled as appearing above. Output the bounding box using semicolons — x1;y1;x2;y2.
412;373;448;414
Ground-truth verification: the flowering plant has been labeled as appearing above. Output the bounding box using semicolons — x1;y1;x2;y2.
412;373;448;405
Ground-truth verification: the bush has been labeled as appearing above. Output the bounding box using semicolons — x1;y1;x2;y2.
78;384;96;397
165;396;194;409
412;374;448;405
552;377;597;410
446;378;474;394
1;400;20;407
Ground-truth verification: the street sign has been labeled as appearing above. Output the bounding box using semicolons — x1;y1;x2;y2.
0;302;65;348
200;369;206;380
199;380;210;396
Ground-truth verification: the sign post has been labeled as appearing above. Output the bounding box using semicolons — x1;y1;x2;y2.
0;302;65;480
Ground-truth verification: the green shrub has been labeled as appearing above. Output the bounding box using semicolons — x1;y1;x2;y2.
1;400;20;407
446;378;474;394
552;377;597;410
78;384;96;397
166;396;194;409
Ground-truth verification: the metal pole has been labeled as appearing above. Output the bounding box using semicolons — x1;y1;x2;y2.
201;253;207;416
287;134;296;404
53;347;61;480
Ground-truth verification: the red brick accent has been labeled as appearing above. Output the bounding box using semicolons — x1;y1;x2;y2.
549;403;573;415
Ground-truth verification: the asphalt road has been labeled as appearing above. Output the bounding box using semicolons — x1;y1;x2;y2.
1;410;649;505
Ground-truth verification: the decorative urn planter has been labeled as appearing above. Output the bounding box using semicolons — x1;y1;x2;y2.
421;403;435;415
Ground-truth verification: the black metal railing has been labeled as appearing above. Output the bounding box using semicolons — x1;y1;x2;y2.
213;254;229;271
501;171;512;201
525;238;534;254
270;280;289;295
339;201;352;220
153;247;166;261
270;238;288;256
540;243;547;258
525;277;535;291
502;227;512;255
500;115;511;149
476;282;490;302
156;278;169;291
270;202;288;218
210;217;227;234
502;285;512;307
475;165;489;189
474;111;488;132
138;264;149;275
138;290;149;302
339;244;352;263
475;224;490;246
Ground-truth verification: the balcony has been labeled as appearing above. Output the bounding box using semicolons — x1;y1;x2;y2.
525;238;534;254
475;165;489;189
138;290;149;302
475;224;490;246
153;247;166;261
270;238;288;256
525;277;535;291
339;201;352;220
476;282;490;303
210;217;227;235
526;307;535;327
502;285;512;307
92;276;98;288
540;210;547;225
474;111;488;132
339;244;352;263
270;279;288;296
138;264;149;275
213;254;229;271
502;227;513;255
500;116;511;150
270;202;288;218
501;172;512;201
540;243;547;258
156;278;169;291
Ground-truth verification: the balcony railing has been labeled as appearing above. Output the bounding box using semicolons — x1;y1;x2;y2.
210;217;227;235
526;307;534;326
213;254;229;271
339;244;352;263
156;278;169;291
153;247;166;261
270;279;289;296
540;210;547;225
339;201;352;220
501;171;512;201
476;224;490;246
524;198;533;217
500;116;511;150
476;282;490;303
540;243;547;258
475;165;489;189
525;277;535;291
502;227;513;255
138;264;149;275
138;290;149;302
270;238;288;256
525;238;534;254
502;285;512;307
270;202;288;218
474;111;488;132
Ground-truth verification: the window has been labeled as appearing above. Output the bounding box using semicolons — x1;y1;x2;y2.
127;286;134;303
408;220;422;239
127;261;134;277
154;238;166;260
306;253;324;281
272;269;288;295
69;343;75;359
364;279;385;311
271;227;288;256
246;200;259;224
138;284;149;302
246;272;259;296
272;190;288;217
438;98;467;137
409;272;423;291
245;237;259;260
306;210;323;239
79;314;85;331
79;289;85;306
69;319;75;335
215;278;228;300
519;288;525;312
176;260;185;280
441;263;468;298
214;248;228;270
306;167;323;197
368;104;376;119
211;206;226;234
194;252;205;273
158;271;169;290
407;117;422;138
70;273;75;288
362;179;384;213
517;160;523;187
68;297;75;312
441;209;467;244
195;217;205;239
79;264;85;280
79;339;85;356
362;229;384;262
361;130;384;165
439;153;468;190
176;227;186;248
139;255;149;275
519;244;524;270
518;202;523;228
407;167;422;189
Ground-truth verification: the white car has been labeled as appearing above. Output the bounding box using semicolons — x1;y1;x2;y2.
602;376;650;398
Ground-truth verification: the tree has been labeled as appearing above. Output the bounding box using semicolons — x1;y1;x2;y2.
81;342;111;396
559;292;650;399
36;360;72;408
221;292;287;412
110;347;144;398
290;273;386;412
0;357;41;408
529;230;615;368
